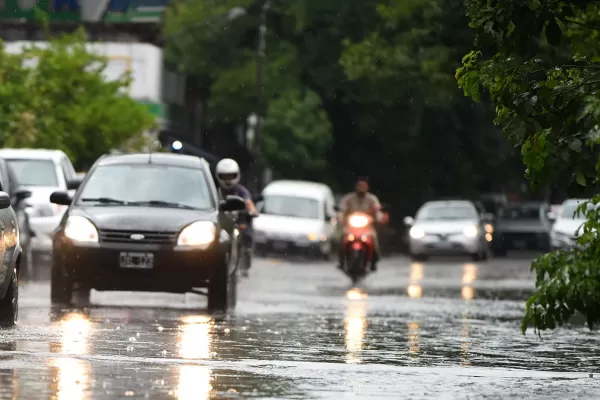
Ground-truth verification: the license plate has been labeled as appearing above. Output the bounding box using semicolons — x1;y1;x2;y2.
273;241;288;250
436;241;453;248
119;252;154;269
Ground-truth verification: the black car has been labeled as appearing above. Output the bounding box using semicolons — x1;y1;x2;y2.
492;202;552;256
49;153;246;310
0;158;33;277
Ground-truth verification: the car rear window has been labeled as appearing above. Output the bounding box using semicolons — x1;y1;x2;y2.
7;159;59;187
416;205;478;220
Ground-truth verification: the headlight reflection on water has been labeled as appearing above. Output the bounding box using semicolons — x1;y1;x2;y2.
53;313;91;400
407;321;420;358
344;289;368;364
408;263;423;299
462;263;477;301
176;316;215;400
460;313;471;366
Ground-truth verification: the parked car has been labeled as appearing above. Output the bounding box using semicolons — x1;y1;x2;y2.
549;199;592;250
253;180;337;259
49;153;244;310
492;202;552;256
0;175;23;326
404;200;492;262
0;149;81;271
0;158;33;277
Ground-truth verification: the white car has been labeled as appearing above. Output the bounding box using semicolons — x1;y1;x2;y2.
0;149;81;269
404;200;491;262
550;199;592;250
253;180;337;259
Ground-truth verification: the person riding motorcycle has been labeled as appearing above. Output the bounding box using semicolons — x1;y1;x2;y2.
215;158;258;260
337;177;385;271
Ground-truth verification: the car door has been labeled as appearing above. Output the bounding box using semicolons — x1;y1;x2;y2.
0;173;16;291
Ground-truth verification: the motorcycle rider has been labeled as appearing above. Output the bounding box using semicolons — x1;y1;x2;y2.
215;158;258;262
337;177;385;271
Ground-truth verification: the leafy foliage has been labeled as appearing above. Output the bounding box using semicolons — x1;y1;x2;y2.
0;29;155;169
458;0;600;333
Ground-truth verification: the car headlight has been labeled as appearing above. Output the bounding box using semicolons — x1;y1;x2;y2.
463;225;478;238
484;223;494;234
348;214;370;228
177;221;216;247
410;226;425;239
64;216;99;243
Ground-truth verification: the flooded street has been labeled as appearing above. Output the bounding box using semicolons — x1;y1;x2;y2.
2;255;600;399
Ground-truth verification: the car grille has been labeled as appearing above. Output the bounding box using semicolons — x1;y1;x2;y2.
98;229;178;245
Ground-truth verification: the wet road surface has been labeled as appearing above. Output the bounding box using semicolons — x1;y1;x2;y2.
2;254;600;399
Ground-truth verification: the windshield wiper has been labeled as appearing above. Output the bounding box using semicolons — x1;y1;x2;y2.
128;200;197;210
81;197;127;205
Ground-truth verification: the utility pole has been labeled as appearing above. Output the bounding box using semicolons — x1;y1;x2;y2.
253;0;271;193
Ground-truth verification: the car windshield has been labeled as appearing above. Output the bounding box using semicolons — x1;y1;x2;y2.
78;164;214;210
7;159;59;187
261;195;320;219
416;205;477;220
498;205;541;220
560;202;596;220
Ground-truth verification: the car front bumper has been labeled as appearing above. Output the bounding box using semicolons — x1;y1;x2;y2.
410;235;480;255
54;238;227;293
255;238;331;257
29;215;62;255
494;232;550;250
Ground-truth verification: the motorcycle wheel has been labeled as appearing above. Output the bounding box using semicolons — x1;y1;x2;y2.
347;250;366;284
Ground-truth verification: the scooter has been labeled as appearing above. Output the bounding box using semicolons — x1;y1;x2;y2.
340;211;377;284
236;194;263;278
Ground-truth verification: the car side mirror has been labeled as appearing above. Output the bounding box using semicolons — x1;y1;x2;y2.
403;216;415;226
0;192;10;210
547;211;556;222
219;195;246;212
67;178;83;191
50;191;72;206
14;188;32;203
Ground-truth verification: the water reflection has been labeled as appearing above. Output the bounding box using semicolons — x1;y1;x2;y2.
53;312;91;400
177;315;214;400
460;312;471;366
408;263;423;299
461;263;477;300
407;321;420;359
344;290;368;364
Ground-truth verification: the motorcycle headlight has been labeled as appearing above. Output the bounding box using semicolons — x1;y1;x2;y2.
463;225;478;238
410;226;425;239
64;216;98;243
348;214;370;228
177;221;216;247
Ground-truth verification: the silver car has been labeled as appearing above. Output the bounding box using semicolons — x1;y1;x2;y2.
404;200;492;262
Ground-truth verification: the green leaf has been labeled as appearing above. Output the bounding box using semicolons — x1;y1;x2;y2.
576;171;587;187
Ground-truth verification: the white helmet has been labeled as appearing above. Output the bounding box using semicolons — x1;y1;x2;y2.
216;158;240;190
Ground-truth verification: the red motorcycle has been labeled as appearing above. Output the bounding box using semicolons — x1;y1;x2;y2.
341;211;377;283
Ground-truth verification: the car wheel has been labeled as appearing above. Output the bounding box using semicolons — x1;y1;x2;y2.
72;289;91;308
0;268;18;327
207;257;237;312
51;262;73;305
21;245;33;282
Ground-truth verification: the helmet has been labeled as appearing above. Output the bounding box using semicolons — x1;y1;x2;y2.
216;158;240;190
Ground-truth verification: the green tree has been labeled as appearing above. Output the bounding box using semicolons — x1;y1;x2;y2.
457;0;600;333
0;29;155;169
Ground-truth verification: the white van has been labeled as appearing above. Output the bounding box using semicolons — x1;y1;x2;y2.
254;180;337;259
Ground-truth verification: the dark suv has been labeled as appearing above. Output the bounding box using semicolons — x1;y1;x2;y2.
492;202;552;255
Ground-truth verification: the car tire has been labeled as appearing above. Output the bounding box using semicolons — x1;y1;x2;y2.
50;263;73;305
21;245;33;282
72;289;91;308
0;268;18;327
207;257;237;312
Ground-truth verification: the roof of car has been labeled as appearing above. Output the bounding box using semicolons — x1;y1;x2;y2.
263;180;332;196
562;198;589;206
422;200;476;208
0;148;68;161
97;153;205;169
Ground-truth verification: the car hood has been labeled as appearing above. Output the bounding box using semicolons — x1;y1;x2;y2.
553;219;586;236
22;186;61;205
254;214;325;235
71;206;217;232
413;219;478;234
